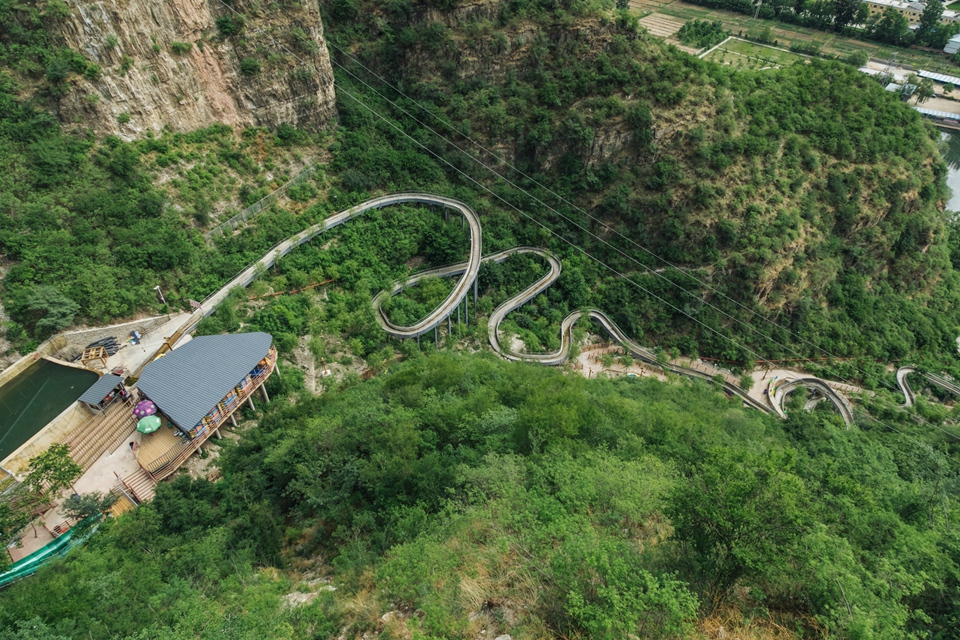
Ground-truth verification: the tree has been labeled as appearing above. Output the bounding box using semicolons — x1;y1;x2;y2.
25;443;82;498
24;286;79;336
918;0;944;45
916;77;936;104
833;0;865;30
871;7;912;45
61;492;117;522
667;449;811;606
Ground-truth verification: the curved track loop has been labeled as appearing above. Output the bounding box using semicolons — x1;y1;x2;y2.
202;193;857;423
200;193;482;340
770;378;854;426
896;367;960;407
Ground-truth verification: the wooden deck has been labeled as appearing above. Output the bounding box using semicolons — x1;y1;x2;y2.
135;419;188;473
133;346;277;483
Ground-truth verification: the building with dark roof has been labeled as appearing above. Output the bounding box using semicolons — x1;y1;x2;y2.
133;332;276;480
77;374;125;414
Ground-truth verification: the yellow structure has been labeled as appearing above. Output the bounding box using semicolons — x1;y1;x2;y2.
864;0;960;25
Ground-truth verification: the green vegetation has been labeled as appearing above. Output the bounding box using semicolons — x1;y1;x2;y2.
685;0;960;49
704;38;806;69
677;19;727;49
0;353;957;638
320;0;960;382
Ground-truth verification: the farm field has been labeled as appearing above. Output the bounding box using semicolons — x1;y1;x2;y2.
704;38;807;70
630;0;960;73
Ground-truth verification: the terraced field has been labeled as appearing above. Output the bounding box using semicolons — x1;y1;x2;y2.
704;38;807;70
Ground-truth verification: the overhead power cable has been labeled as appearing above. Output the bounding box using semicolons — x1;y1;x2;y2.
323;38;960;441
208;0;960;451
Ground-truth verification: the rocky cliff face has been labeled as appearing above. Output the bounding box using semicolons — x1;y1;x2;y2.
53;0;336;138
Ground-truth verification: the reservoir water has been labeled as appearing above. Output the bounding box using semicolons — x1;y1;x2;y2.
0;360;98;462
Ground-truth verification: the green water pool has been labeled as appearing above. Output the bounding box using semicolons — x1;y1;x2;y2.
0;359;98;462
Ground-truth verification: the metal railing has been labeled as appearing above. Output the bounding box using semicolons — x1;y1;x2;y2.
205;164;317;239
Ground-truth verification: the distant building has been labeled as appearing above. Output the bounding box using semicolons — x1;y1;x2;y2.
945;33;960;53
865;0;960;25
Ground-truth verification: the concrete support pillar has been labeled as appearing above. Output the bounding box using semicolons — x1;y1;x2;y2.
434;326;438;348
247;397;256;412
458;305;461;325
448;315;451;335
464;297;469;325
417;334;420;349
473;278;478;308
261;384;270;403
229;413;237;427
214;428;222;440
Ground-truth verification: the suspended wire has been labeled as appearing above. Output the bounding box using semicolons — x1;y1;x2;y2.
325;39;960;425
208;0;960;454
323;46;960;446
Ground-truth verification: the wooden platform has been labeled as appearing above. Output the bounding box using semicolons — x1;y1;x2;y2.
135;419;188;473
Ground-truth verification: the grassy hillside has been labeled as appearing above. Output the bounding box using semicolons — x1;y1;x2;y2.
0;352;956;638
321;0;960;370
1;0;960;378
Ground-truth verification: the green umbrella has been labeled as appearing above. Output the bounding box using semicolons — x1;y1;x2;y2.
137;415;162;434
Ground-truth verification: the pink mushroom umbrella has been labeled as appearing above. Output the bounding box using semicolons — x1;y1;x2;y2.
133;400;157;418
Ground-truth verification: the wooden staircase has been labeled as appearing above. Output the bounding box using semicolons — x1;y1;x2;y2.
118;468;157;504
106;490;137;517
63;398;137;472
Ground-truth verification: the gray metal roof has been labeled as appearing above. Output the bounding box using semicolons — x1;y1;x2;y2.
136;332;272;433
919;69;960;86
78;374;124;404
916;106;960;121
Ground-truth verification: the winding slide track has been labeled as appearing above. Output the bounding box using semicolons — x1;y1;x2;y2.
189;193;874;424
896;367;960;407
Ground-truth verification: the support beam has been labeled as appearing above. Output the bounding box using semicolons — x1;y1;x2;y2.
260;384;270;403
229;413;237;427
435;326;438;348
214;428;222;440
417;334;420;349
448;314;451;335
465;296;469;325
473;278;478;308
247;397;256;412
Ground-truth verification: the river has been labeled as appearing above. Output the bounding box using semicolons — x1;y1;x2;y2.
942;130;960;212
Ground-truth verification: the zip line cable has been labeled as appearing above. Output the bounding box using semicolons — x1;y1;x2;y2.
209;0;960;451
326;40;960;416
324;48;960;444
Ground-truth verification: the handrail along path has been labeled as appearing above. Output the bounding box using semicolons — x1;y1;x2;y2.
173;193;872;424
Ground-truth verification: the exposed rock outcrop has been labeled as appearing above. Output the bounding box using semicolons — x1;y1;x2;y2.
53;0;336;138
